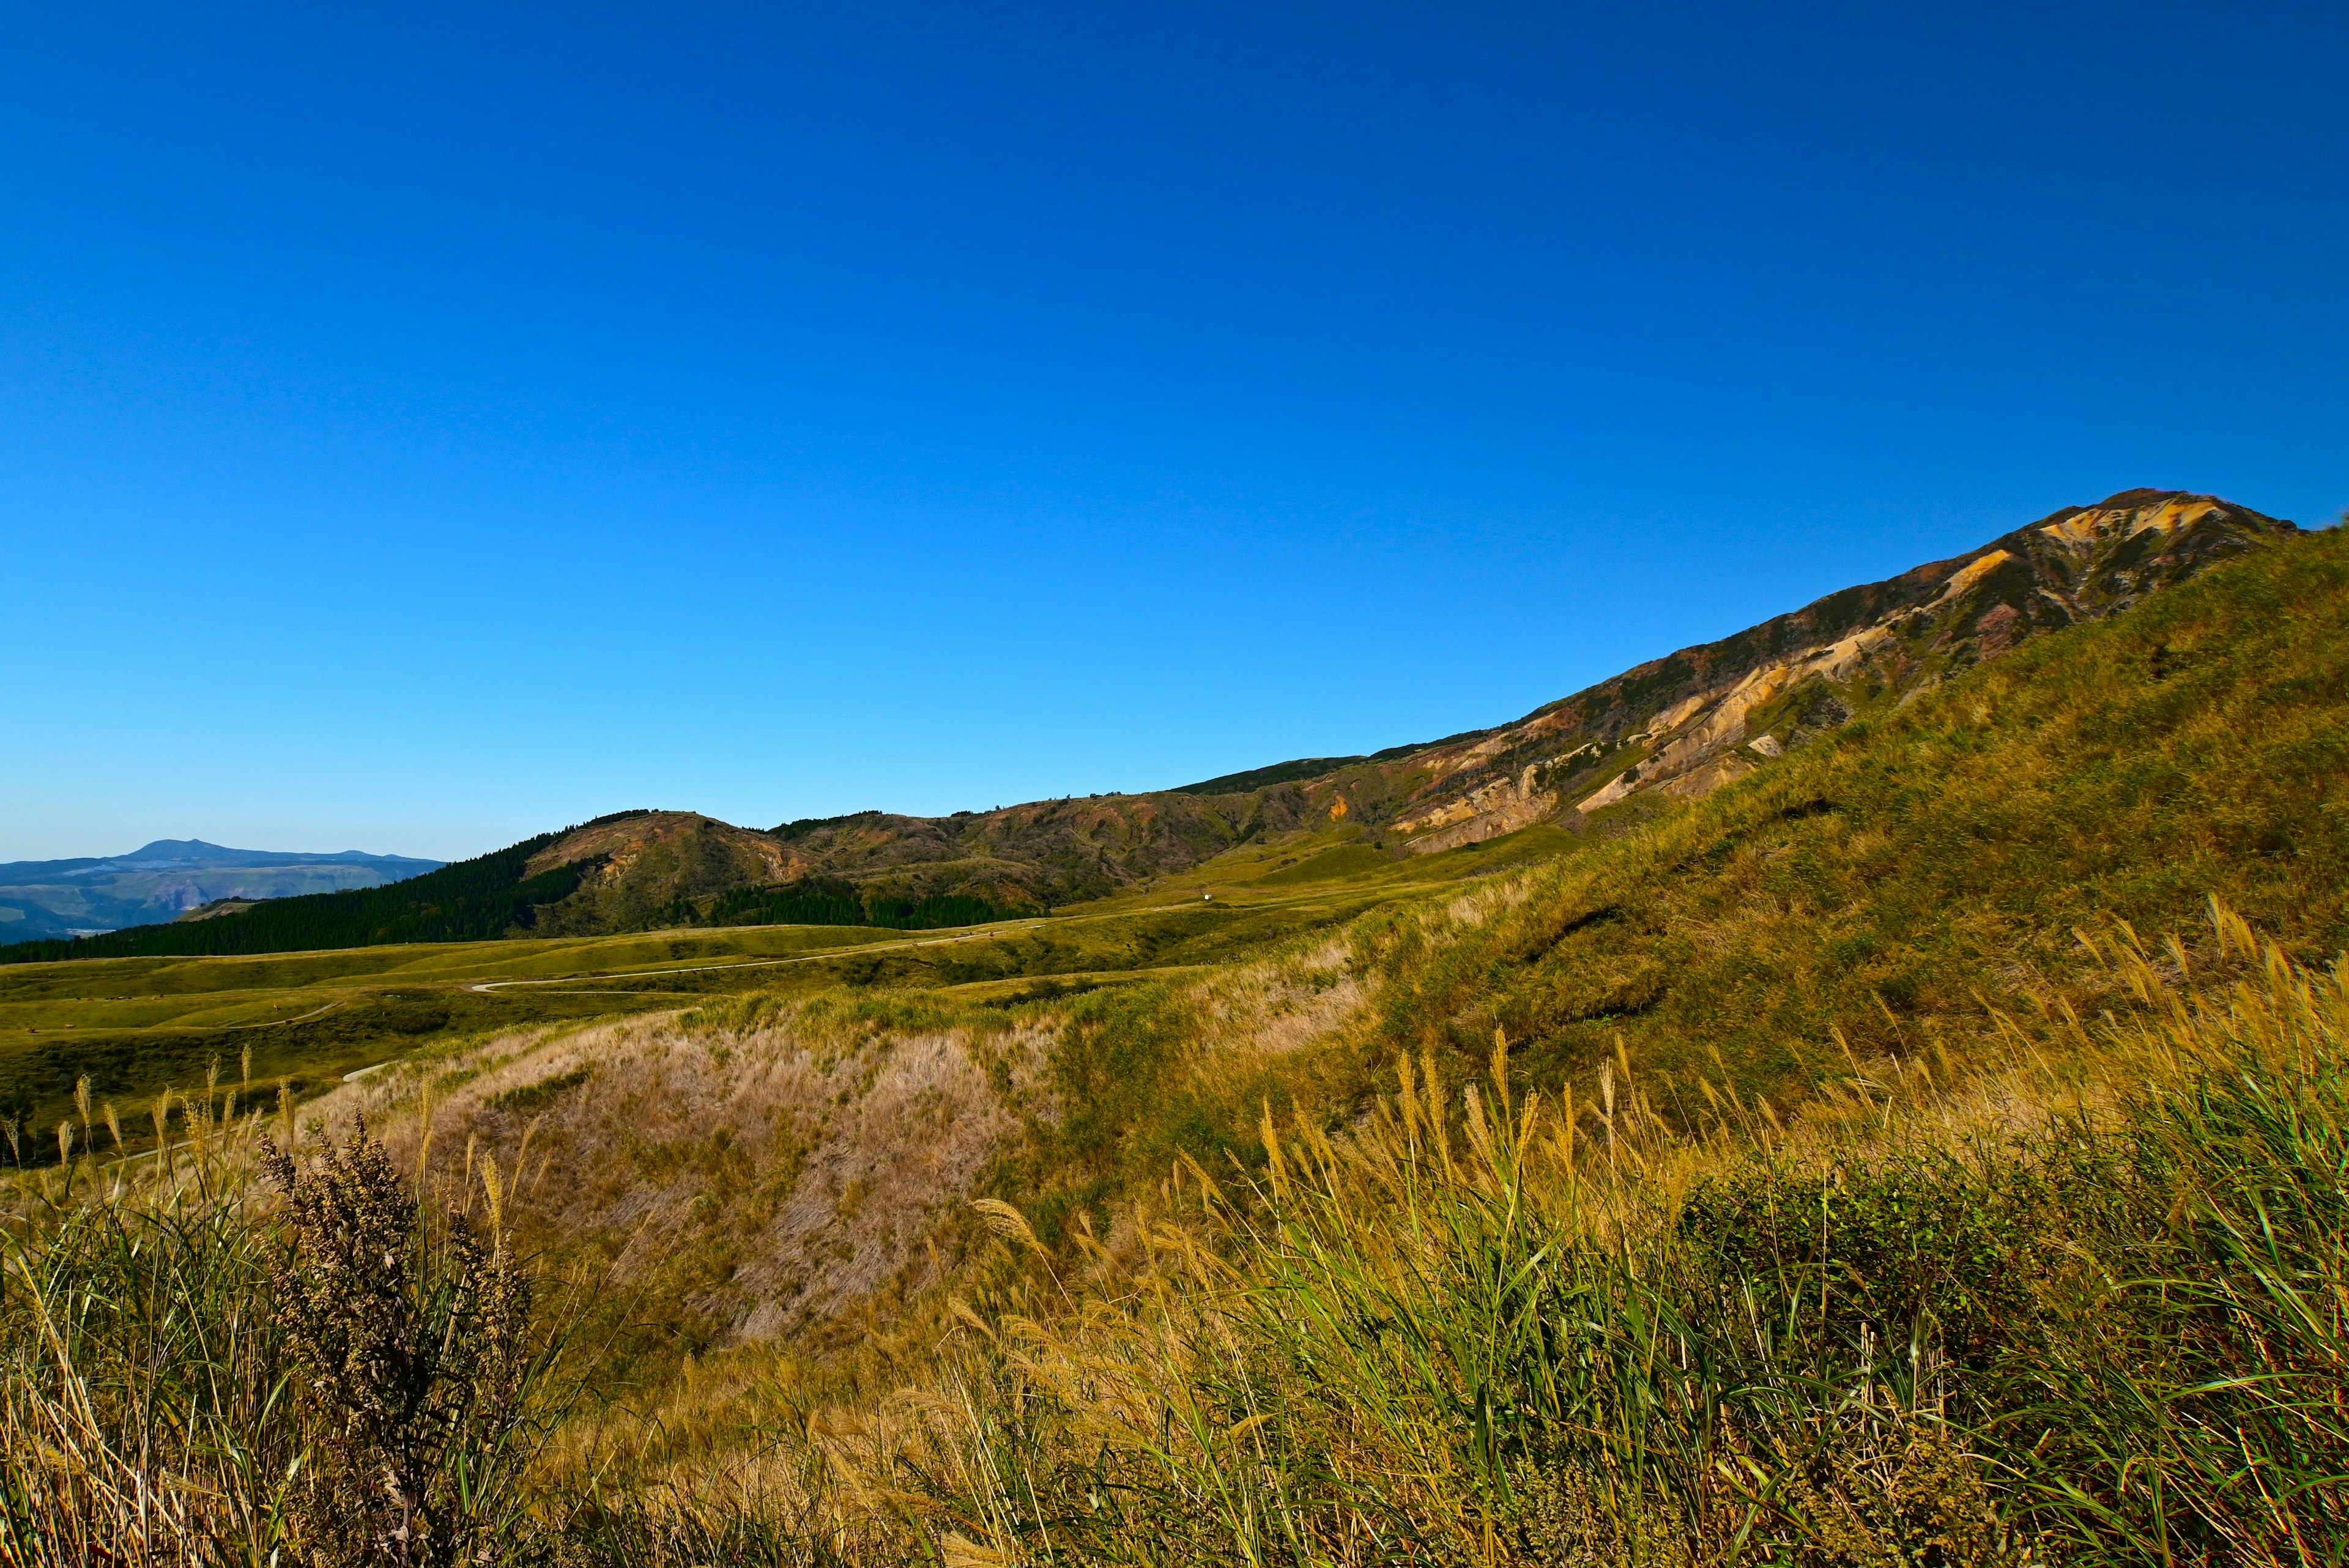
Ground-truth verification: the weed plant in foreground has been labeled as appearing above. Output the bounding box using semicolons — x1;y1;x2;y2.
1;903;2344;1565
0;1093;561;1566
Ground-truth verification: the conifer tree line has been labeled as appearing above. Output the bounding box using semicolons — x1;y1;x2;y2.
668;878;1025;932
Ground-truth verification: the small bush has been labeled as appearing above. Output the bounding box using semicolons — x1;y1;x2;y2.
489;1065;594;1117
264;1117;538;1566
0;1107;557;1566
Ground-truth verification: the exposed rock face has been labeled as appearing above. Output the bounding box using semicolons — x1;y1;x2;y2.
519;491;2296;921
327;1006;1052;1353
1349;489;2297;846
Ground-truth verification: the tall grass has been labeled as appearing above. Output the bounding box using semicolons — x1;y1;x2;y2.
0;1091;558;1566
857;903;2347;1566
0;1117;293;1565
3;904;2342;1564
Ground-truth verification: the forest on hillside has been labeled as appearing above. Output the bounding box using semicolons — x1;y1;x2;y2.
670;876;1027;931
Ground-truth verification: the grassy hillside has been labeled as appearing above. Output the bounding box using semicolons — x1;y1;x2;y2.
1366;517;2349;1108
10;491;2289;968
0;526;2343;1562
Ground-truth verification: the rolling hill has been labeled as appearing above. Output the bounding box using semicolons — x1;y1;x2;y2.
1;489;2298;964
5;504;2345;1565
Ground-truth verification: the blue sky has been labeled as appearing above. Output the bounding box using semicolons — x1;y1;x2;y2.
4;1;2343;863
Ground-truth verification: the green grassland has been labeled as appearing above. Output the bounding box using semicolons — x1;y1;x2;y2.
0;923;896;1135
4;528;2346;1564
0;813;1573;1144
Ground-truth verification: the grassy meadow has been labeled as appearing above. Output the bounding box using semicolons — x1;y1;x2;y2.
0;815;1564;1148
1;527;2345;1564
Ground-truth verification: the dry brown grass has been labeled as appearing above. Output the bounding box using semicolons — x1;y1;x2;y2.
732;905;2349;1567
311;1004;1058;1359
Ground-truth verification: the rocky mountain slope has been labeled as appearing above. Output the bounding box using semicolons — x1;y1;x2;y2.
1335;487;2299;849
550;488;2292;912
7;490;2298;958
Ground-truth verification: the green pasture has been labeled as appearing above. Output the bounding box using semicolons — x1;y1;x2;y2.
0;815;1586;1146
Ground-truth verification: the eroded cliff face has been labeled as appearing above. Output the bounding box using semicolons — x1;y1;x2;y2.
313;930;1376;1355
516;492;2296;920
1353;489;2297;849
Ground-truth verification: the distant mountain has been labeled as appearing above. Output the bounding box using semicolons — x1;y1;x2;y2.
3;490;2300;964
0;840;443;943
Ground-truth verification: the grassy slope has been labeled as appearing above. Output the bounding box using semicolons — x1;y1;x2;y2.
935;525;2349;1290
4;531;2347;1562
1363;523;2349;1108
883;917;2349;1568
0;821;1551;1142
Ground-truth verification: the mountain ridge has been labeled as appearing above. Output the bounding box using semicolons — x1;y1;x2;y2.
0;838;440;882
0;840;444;944
4;489;2299;959
719;487;2301;897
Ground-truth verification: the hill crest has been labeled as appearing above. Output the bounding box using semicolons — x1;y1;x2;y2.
4;489;2299;956
504;489;2296;926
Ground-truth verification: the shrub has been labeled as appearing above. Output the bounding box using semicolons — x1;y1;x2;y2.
263;1118;538;1566
0;1107;556;1566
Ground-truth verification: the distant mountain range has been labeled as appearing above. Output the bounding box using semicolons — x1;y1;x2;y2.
0;840;443;943
4;490;2301;963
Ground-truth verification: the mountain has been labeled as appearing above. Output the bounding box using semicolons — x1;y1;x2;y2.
1;489;2298;963
740;487;2303;889
12;509;2346;1563
0;839;443;943
0;830;619;961
1288;487;2301;847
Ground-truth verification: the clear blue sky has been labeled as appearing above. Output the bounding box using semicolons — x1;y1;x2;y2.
4;1;2342;863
